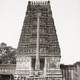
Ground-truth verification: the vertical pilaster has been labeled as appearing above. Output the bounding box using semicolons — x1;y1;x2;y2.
44;57;47;76
35;13;41;71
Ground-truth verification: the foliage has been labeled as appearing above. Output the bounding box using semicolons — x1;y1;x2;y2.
0;43;16;64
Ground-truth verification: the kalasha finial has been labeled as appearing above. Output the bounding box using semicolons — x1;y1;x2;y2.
28;1;31;4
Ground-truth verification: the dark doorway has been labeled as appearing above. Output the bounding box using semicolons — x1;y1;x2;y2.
32;57;36;70
40;58;45;70
0;74;14;80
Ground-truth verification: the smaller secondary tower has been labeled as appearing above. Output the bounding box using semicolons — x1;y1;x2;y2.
15;1;62;80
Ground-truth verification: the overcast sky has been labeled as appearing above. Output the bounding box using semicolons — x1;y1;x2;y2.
0;0;80;64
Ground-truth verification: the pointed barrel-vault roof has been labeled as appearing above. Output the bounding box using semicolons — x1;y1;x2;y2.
17;1;61;57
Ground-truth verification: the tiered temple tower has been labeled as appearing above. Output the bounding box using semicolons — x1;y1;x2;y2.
15;1;62;80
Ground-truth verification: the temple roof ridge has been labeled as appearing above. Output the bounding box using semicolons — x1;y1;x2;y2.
28;1;50;5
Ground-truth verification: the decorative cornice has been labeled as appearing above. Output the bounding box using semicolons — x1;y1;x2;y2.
28;1;50;5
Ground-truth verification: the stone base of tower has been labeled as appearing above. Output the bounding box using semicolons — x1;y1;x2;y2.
14;56;62;80
14;69;62;80
45;69;62;80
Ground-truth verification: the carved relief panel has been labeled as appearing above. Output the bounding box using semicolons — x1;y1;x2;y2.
16;56;31;70
46;57;60;69
25;57;31;70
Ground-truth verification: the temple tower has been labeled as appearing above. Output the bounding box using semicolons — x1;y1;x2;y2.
15;1;62;80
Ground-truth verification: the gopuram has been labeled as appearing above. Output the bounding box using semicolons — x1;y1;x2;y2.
15;1;62;80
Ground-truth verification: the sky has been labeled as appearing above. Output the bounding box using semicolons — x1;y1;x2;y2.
0;0;80;64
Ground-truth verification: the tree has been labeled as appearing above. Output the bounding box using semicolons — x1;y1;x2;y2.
0;43;16;64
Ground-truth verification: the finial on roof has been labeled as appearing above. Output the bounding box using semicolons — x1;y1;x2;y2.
28;1;50;5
